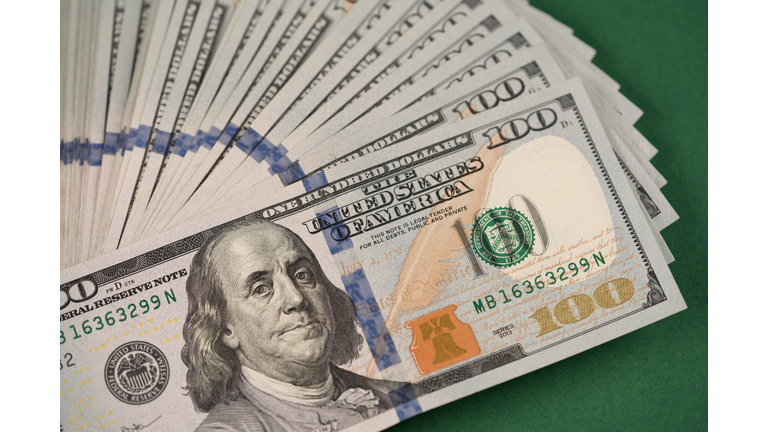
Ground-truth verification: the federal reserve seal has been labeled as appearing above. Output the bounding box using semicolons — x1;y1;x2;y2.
104;341;169;405
471;207;535;268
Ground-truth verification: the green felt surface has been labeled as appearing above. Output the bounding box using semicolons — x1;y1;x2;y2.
390;0;708;431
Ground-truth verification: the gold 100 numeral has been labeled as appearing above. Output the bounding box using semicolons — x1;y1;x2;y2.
529;278;635;337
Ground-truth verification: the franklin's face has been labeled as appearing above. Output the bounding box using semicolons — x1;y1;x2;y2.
215;224;335;377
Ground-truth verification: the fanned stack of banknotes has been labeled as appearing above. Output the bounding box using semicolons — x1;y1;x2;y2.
60;1;686;431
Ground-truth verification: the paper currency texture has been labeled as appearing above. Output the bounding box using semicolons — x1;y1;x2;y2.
60;79;684;432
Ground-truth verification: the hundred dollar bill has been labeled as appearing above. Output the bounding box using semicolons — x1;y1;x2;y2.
131;0;270;242
205;17;544;210
60;78;684;432
89;1;155;261
107;0;234;251
169;0;520;229
139;0;295;242
150;0;349;236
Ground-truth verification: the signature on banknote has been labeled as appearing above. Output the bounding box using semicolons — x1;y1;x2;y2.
121;416;161;432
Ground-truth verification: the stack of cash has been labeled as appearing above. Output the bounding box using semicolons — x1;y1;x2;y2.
60;1;686;431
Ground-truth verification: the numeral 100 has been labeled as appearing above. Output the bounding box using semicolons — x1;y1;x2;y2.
529;278;635;337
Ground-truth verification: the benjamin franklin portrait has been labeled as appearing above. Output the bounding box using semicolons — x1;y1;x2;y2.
181;220;417;431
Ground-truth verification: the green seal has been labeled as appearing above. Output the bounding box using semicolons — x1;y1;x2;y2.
471;207;535;268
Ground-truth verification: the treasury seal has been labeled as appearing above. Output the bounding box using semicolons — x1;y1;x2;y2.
104;341;169;405
471;207;535;268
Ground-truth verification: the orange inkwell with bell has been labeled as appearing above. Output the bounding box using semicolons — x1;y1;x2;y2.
405;305;481;375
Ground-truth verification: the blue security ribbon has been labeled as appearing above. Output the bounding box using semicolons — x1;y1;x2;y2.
301;173;423;418
236;128;263;156
79;138;88;166
278;161;306;186
134;124;151;150
340;269;402;371
173;132;194;157
267;154;294;175
218;123;237;147
124;127;137;153
301;172;403;372
89;142;104;166
202;125;224;151
64;141;74;165
187;129;207;154
388;384;423;422
118;129;128;156
104;132;120;156
264;144;288;166
152;130;172;155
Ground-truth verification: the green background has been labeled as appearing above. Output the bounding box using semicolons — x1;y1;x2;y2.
392;0;708;430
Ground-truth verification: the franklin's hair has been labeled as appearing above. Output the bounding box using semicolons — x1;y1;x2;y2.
181;220;364;412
